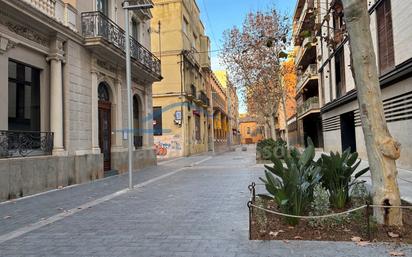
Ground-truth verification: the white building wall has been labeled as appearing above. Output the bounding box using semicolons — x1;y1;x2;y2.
391;0;412;65
322;77;412;169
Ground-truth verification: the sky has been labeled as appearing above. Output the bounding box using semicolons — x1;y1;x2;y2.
197;0;295;113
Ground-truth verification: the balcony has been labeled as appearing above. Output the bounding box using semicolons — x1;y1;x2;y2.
198;91;209;107
293;0;316;44
0;131;54;159
296;64;318;94
186;84;197;100
295;37;317;66
81;12;161;79
22;0;77;31
297;96;320;118
212;93;227;114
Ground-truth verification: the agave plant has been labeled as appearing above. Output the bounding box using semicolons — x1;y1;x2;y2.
318;148;369;209
259;138;322;225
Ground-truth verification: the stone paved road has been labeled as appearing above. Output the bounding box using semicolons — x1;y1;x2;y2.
0;146;411;257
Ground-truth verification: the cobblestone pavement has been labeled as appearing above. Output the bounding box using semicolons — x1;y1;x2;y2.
0;146;411;257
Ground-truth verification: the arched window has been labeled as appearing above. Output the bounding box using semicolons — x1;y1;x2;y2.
98;83;110;102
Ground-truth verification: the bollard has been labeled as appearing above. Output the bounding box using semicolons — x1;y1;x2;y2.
248;201;252;240
251;182;256;203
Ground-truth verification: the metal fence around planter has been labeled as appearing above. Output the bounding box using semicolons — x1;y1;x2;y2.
0;130;54;158
247;182;412;241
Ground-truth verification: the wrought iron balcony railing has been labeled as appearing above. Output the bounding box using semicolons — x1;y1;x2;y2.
297;96;320;117
198;91;209;107
0;130;54;158
81;12;161;77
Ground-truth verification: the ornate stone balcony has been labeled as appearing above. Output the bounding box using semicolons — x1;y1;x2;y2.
21;0;77;31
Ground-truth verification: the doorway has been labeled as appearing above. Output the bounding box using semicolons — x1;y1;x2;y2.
98;83;112;171
340;111;356;153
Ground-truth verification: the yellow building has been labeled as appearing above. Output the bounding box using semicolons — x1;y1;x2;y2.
214;71;240;145
210;72;229;150
239;116;264;144
151;0;211;158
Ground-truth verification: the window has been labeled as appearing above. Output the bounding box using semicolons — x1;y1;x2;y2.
183;17;188;35
195;115;201;141
247;127;251;135
8;60;40;131
132;19;140;41
153;107;163;136
192;33;197;49
334;49;345;98
376;0;394;74
97;0;109;16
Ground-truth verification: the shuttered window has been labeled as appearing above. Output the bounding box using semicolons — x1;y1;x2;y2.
376;0;394;74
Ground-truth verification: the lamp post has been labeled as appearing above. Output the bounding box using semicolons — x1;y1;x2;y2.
123;1;154;190
210;91;216;154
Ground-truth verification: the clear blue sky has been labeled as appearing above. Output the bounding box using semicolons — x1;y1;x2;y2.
197;0;295;113
198;0;294;71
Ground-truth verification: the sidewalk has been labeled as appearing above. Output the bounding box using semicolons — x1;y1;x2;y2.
0;147;410;257
315;151;412;203
0;155;210;237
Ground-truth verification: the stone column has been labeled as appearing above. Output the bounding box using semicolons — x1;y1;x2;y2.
91;65;100;154
144;84;154;148
114;77;124;149
47;38;65;155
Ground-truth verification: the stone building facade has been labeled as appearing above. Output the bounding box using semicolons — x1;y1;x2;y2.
150;0;211;159
209;71;229;152
318;0;412;169
0;0;161;201
239;116;264;145
214;70;240;146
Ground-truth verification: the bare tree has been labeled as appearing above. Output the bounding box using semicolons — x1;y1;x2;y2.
342;0;402;225
221;9;290;140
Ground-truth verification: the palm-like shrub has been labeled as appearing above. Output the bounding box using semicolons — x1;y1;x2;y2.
256;138;287;160
259;139;322;225
318;148;369;208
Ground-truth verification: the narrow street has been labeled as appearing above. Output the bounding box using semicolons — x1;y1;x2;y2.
0;147;410;257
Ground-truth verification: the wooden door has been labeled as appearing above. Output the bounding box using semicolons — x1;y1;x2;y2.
98;101;111;171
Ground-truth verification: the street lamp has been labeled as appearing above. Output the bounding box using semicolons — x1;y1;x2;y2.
210;91;216;154
123;1;154;190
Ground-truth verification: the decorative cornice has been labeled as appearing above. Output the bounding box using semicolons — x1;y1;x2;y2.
0;20;49;47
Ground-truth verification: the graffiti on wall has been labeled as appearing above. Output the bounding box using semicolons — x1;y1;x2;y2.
154;134;183;158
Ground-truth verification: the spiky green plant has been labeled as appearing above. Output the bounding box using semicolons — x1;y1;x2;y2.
318;148;369;208
259;138;322;225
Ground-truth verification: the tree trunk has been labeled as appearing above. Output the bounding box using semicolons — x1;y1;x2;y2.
281;89;289;148
269;115;277;140
342;0;402;225
264;122;270;139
